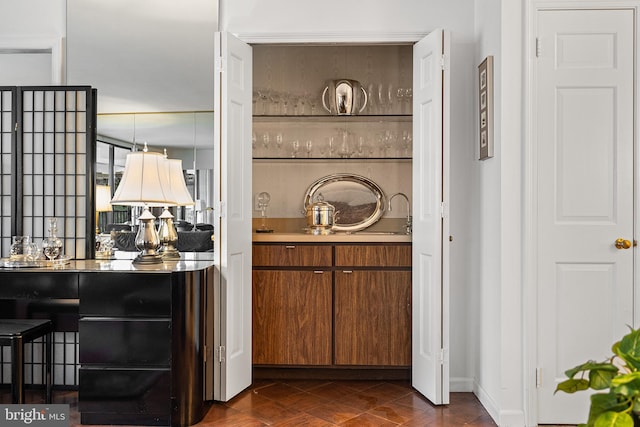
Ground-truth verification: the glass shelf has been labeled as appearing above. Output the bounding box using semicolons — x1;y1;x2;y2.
252;118;413;159
253;157;412;161
253;114;412;123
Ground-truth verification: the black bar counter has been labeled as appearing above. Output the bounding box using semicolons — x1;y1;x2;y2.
0;257;215;427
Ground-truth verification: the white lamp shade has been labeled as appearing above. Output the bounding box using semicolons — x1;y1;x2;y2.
95;185;112;212
165;159;195;206
111;151;176;207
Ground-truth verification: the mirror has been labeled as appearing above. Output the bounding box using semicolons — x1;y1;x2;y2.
66;0;219;235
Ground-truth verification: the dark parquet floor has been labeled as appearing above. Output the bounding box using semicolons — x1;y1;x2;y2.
1;380;576;426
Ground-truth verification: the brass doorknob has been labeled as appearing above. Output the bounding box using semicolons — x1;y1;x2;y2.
615;238;632;250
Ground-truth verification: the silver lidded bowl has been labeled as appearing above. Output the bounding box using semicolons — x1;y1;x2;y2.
305;194;336;235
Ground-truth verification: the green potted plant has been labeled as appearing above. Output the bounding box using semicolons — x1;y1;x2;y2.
556;327;640;427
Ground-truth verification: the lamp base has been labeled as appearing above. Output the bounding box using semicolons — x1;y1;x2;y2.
133;251;164;265
133;207;163;265
159;245;181;260
158;208;181;260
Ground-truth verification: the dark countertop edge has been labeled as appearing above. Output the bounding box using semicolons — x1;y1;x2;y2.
0;259;216;273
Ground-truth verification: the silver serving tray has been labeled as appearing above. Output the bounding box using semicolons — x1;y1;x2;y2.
0;255;71;268
303;173;386;232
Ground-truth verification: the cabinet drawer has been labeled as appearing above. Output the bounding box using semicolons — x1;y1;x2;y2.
0;272;78;299
79;368;170;415
79;272;171;317
335;244;411;267
253;244;332;267
79;319;171;366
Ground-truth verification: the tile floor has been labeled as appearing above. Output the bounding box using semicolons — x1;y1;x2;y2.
1;380;578;426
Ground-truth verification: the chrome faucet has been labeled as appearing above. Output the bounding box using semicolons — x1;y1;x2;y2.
388;192;412;234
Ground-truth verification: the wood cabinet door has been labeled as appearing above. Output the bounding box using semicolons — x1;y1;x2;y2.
335;270;411;366
253;270;332;365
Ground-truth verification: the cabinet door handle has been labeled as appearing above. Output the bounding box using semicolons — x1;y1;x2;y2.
313;270;324;274
285;245;296;249
342;270;353;274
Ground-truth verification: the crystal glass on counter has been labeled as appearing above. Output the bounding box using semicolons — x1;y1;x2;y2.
9;235;39;262
42;218;63;261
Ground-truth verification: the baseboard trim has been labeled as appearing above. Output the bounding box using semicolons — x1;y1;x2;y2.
253;366;411;381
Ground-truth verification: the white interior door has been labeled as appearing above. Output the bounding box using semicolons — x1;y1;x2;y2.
412;28;450;405
536;9;634;424
213;31;253;402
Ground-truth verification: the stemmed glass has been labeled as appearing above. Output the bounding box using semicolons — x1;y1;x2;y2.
275;132;284;156
401;130;413;157
306;93;317;115
257;89;270;115
357;136;365;158
262;132;270;156
291;140;300;158
298;95;307;115
269;92;281;115
305;140;313;157
396;88;406;114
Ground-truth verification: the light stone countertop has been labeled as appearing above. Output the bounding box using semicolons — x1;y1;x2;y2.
252;219;412;243
253;231;412;243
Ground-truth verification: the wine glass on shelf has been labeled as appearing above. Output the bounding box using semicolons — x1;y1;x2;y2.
281;93;290;115
402;130;413;157
292;95;300;116
269;92;281;115
357;136;365;158
291;140;300;158
298;95;307;115
396;88;406;114
305;140;313;157
262;132;270;156
257;89;270;115
275;132;284;156
306;93;317;115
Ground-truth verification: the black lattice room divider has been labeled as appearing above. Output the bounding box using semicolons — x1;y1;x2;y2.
0;86;96;259
0;86;95;388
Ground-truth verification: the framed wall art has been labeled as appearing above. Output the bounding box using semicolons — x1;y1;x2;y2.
478;56;494;160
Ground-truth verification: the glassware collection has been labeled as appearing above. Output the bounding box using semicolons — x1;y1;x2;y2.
4;217;69;267
252;128;412;159
253;83;412;116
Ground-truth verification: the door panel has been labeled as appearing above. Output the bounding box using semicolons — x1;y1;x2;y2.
213;32;253;402
412;29;450;405
536;9;634;424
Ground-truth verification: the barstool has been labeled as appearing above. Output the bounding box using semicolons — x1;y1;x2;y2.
0;319;53;403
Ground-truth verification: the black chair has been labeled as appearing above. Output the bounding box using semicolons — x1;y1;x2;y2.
174;220;194;232
0;319;53;403
195;223;214;231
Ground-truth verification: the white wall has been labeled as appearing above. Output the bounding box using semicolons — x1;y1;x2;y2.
0;0;65;37
474;0;526;425
221;0;479;395
0;0;66;84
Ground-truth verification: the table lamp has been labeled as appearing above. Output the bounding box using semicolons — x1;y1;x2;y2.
157;157;195;259
95;185;112;234
110;146;177;264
